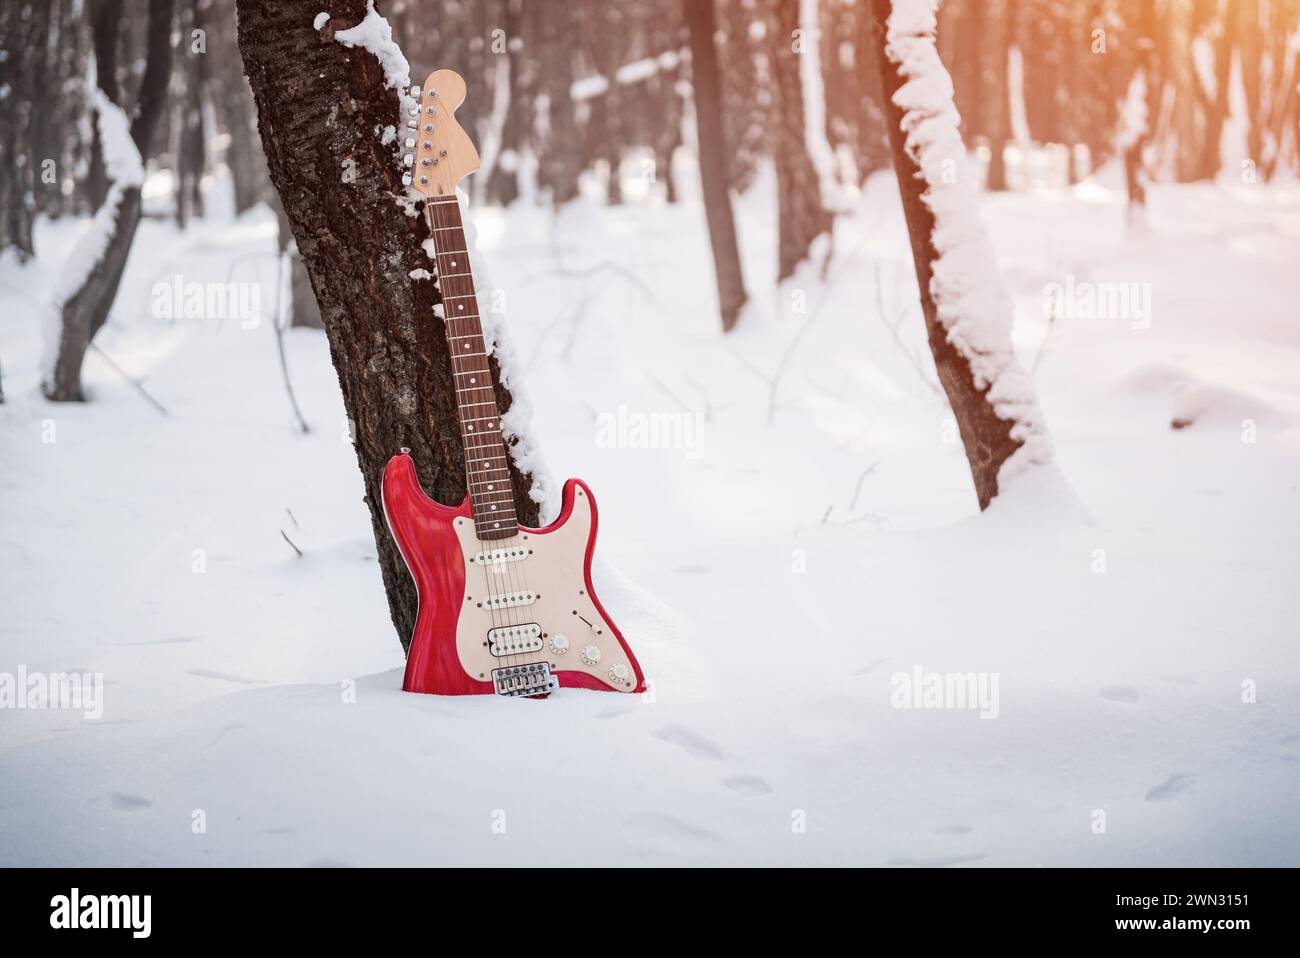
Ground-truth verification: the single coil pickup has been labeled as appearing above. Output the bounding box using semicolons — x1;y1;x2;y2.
488;622;543;656
481;590;537;611
492;662;557;698
472;546;529;567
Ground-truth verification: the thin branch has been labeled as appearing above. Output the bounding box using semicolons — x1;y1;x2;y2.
87;342;169;416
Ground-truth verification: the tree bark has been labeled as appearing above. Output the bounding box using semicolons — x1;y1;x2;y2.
237;0;542;651
769;0;832;280
45;0;175;403
871;0;1028;509
683;0;748;331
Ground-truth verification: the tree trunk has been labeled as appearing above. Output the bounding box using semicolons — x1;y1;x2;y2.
769;0;832;280
1168;0;1200;182
45;0;175;403
683;0;748;332
1198;4;1237;180
985;0;1014;191
237;0;542;651
871;0;1046;509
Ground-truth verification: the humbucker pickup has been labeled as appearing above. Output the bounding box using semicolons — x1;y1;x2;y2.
472;545;529;567
488;622;543;656
491;662;557;698
481;590;537;611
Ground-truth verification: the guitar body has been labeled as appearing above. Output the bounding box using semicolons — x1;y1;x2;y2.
383;452;645;696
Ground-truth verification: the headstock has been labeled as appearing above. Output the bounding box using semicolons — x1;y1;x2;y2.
400;69;480;199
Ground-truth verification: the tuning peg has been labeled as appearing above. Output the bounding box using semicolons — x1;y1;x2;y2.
404;137;415;148
407;106;418;117
401;173;412;186
410;84;422;98
403;154;414;167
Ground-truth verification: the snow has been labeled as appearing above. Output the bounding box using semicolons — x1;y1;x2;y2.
313;12;330;31
883;0;1051;479
2;154;1300;864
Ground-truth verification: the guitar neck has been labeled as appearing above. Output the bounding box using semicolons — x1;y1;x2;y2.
424;196;517;541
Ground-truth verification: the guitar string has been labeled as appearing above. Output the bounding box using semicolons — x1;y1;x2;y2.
429;197;538;681
438;195;533;673
425;199;510;682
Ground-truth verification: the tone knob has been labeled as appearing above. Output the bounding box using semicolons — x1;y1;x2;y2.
549;634;570;655
609;663;630;683
580;645;601;666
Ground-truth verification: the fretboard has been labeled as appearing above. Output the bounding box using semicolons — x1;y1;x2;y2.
425;196;517;541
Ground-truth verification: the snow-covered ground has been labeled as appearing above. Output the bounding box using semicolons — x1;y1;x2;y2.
2;165;1298;866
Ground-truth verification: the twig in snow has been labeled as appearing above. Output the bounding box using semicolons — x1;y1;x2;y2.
280;528;304;558
272;251;311;434
873;259;942;395
86;342;169;417
766;237;871;425
849;460;881;513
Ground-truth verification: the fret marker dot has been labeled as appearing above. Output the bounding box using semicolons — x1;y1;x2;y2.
467;425;474;431
493;522;500;528
458;305;464;310
487;484;493;490
469;377;475;383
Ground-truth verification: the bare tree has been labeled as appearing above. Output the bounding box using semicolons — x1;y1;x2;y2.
45;0;175;402
237;0;542;649
684;0;748;331
871;0;1051;508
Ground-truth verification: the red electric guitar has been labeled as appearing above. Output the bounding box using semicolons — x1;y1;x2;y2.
383;69;645;698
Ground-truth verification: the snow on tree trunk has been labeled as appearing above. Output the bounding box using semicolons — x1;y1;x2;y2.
871;0;1051;510
1119;69;1150;230
683;0;748;332
44;0;174;403
797;0;840;207
237;0;546;651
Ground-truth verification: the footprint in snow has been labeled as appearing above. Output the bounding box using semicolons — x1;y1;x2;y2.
652;724;723;761
110;792;152;811
722;774;773;796
623;812;721;844
188;668;263;685
1145;774;1195;802
887;853;987;867
1099;685;1141;704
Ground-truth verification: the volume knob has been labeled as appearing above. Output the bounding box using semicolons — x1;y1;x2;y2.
549;634;570;655
609;663;630;683
580;645;601;666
